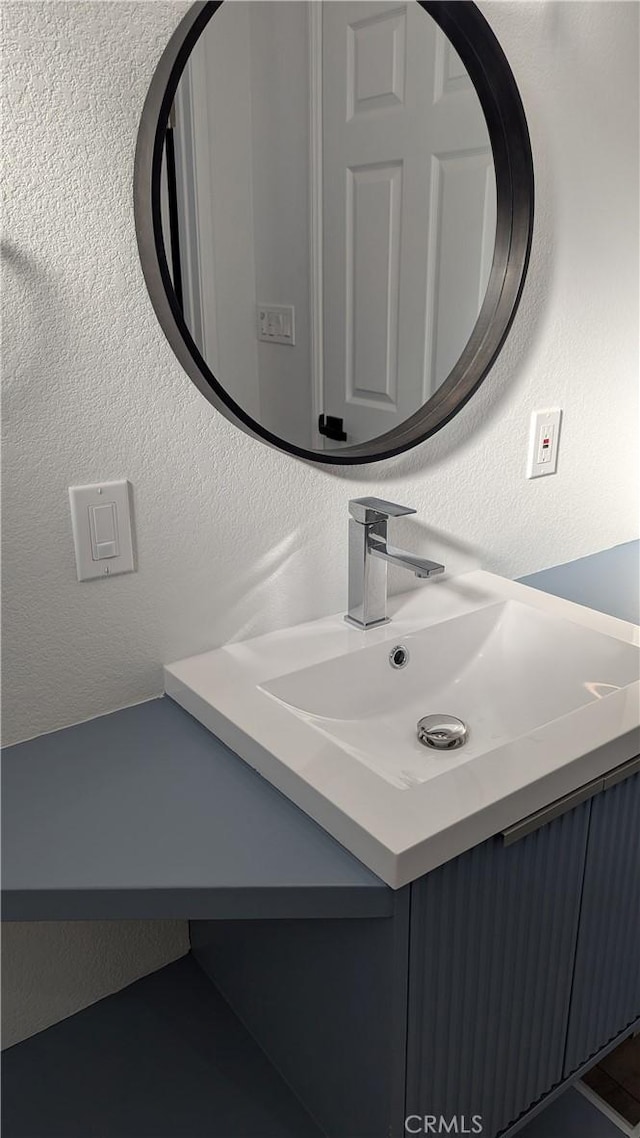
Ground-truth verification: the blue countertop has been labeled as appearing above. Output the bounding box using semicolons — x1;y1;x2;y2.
1;698;390;921
519;540;639;625
2;541;638;922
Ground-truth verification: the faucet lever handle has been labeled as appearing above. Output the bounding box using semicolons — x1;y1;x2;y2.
348;497;416;524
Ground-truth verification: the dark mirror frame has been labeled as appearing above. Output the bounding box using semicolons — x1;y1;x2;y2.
134;0;534;465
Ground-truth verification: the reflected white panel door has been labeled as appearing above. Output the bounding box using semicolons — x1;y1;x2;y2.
321;1;496;446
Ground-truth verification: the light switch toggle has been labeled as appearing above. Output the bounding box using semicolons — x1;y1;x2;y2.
89;502;119;560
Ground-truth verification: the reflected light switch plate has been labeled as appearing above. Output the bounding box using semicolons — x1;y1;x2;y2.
256;304;295;345
69;480;135;581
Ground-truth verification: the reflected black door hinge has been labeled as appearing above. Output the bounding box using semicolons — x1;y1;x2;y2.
318;415;347;441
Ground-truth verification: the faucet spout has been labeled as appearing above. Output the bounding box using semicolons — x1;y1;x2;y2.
368;537;445;580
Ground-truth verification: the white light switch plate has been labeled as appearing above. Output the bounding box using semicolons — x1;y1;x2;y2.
527;409;562;479
69;480;135;581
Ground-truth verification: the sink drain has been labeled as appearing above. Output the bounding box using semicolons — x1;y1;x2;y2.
417;714;468;750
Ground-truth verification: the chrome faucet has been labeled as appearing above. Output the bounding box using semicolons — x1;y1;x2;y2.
345;498;445;629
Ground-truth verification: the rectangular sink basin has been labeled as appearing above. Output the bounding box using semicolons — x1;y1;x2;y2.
165;572;640;887
260;600;639;791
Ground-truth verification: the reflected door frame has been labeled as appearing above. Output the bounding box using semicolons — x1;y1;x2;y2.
308;2;326;450
171;65;212;364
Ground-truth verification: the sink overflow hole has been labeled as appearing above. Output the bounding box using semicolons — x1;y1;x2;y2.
389;645;410;669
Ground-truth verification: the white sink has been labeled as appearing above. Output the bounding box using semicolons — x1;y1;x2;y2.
260;600;639;791
165;572;640;887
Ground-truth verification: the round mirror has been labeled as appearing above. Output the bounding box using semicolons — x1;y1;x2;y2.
135;1;533;464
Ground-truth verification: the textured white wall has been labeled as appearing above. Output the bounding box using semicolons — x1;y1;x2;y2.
1;920;189;1050
2;1;638;1042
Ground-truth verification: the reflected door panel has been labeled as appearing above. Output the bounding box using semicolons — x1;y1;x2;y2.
322;1;495;448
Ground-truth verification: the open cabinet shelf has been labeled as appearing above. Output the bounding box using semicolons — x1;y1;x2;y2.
2;954;323;1138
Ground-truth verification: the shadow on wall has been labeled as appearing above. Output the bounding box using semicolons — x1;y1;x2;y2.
187;529;309;648
1;238;81;431
1;920;189;1050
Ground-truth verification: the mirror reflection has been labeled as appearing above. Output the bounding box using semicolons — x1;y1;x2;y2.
160;1;496;452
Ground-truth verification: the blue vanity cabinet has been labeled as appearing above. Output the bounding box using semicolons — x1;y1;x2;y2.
405;803;592;1138
563;766;640;1077
191;771;640;1138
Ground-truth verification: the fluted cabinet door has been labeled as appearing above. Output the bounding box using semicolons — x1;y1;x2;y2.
564;769;640;1077
406;803;592;1138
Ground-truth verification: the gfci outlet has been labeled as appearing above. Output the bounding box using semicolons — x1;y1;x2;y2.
527;409;562;479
